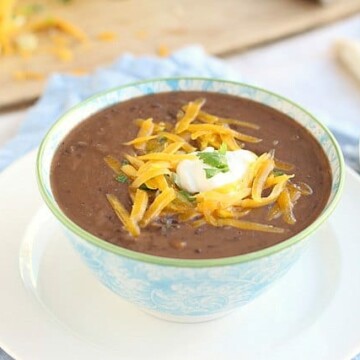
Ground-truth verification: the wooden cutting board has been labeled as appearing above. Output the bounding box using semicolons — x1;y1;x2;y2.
1;0;360;110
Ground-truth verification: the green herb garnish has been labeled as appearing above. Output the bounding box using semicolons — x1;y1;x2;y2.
116;173;129;183
158;136;167;144
203;168;222;179
273;170;285;177
178;189;196;203
121;159;130;166
197;143;229;179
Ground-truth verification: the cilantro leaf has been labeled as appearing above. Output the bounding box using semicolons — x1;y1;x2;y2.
196;144;229;179
273;170;284;177
178;190;196;203
204;168;222;179
116;174;129;183
197;151;228;170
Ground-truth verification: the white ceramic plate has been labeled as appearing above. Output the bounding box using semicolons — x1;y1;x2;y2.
0;150;360;360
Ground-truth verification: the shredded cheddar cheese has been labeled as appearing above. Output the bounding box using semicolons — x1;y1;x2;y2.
68;68;88;76
130;189;149;223
121;164;137;178
131;167;171;189
157;44;170;57
134;118;154;150
252;155;274;201
12;69;44;81
0;0;88;57
97;31;117;42
0;0;16;55
137;153;196;163
106;194;139;237
141;188;176;227
277;187;296;225
124;154;144;169
0;0;108;76
175;98;205;134
104;155;123;174
124;135;158;146
217;218;284;234
52;46;73;62
104;98;312;237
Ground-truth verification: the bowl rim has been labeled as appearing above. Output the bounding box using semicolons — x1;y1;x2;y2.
36;77;345;268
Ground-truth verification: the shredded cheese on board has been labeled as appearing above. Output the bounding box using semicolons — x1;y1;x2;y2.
0;0;88;58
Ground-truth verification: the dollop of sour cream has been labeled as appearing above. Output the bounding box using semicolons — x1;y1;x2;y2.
176;147;257;193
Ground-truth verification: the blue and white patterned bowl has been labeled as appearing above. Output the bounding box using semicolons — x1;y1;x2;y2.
36;78;345;322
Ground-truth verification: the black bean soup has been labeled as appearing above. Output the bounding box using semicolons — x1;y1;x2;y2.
51;92;332;259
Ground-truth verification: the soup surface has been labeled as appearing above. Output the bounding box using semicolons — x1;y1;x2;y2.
51;91;332;259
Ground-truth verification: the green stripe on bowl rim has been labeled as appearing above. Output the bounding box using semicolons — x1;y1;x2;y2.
36;77;346;268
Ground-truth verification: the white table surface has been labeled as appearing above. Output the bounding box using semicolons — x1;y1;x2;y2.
1;13;360;360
